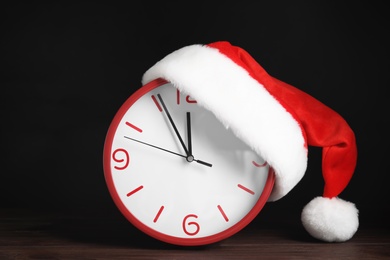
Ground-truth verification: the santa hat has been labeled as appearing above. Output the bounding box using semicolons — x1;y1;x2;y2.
142;41;359;242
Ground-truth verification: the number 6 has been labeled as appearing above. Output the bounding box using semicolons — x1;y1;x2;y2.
182;214;200;236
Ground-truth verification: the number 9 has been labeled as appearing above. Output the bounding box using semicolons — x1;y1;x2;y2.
112;148;130;170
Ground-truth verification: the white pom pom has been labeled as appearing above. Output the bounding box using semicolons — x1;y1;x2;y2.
301;196;359;242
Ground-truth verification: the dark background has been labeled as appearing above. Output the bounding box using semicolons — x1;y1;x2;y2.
1;2;388;231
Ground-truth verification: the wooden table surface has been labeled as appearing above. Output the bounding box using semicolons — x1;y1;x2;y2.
1;208;389;260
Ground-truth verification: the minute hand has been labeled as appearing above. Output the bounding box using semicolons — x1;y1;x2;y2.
157;94;189;156
186;112;193;157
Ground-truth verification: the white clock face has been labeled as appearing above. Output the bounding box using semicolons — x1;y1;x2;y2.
104;79;274;246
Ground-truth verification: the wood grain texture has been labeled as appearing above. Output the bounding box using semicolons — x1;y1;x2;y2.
0;209;389;260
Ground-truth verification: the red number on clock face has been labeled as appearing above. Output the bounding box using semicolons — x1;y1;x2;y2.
112;148;129;170
176;89;197;104
252;160;267;167
182;214;200;236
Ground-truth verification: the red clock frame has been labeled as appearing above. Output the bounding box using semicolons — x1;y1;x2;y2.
103;78;275;246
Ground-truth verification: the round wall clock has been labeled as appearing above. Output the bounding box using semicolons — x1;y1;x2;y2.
103;78;275;246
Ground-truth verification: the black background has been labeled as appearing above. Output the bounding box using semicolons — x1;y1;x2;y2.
2;2;389;231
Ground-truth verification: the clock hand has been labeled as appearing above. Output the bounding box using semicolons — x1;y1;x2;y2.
157;94;189;156
195;159;212;167
186;112;192;157
185;112;213;167
124;136;212;167
124;136;185;158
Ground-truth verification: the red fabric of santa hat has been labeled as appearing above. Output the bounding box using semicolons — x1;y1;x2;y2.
142;41;359;242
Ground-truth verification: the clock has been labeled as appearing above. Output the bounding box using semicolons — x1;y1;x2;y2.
103;78;275;246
